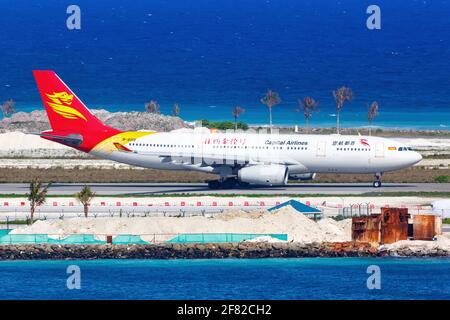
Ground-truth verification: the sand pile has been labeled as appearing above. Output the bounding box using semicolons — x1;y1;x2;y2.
0;131;85;158
216;209;267;221
380;235;450;253
317;218;352;241
11;205;352;243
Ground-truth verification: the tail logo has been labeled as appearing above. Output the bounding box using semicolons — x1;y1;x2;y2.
45;92;87;121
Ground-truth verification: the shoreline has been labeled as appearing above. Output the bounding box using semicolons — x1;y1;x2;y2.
1;109;450;136
4;107;450;132
1;242;449;260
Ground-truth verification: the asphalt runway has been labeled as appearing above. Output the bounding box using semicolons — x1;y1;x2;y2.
0;183;448;195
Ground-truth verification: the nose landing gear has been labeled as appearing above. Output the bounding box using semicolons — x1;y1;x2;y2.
373;173;382;188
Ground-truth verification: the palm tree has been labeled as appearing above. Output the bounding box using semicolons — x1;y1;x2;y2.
75;184;96;218
172;103;180;117
0;99;15;117
296;97;318;132
145;100;160;114
26;178;51;224
368;101;379;136
260;89;281;133
232;106;245;131
332;86;353;134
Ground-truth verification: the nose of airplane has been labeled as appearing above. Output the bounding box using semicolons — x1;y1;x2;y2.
410;151;422;165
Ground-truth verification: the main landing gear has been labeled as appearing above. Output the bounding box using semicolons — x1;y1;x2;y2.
207;177;247;189
373;172;382;188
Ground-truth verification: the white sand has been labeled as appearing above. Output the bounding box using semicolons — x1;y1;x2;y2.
11;205;352;243
317;218;352;240
244;236;286;243
0;132;67;150
380;235;450;252
393;138;450;150
0;131;84;158
0;158;132;169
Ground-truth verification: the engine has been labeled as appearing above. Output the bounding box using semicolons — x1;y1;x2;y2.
238;165;289;186
289;173;316;181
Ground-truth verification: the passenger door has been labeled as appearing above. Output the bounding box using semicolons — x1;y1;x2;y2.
375;142;384;158
316;141;326;157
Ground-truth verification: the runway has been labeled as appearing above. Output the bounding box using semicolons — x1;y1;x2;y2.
0;183;448;195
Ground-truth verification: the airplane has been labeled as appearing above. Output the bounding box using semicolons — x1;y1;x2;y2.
32;70;422;189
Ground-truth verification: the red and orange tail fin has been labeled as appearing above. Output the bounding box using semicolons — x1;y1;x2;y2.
33;70;120;152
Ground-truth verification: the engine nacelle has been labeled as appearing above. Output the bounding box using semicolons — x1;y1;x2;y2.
289;172;316;181
238;165;289;186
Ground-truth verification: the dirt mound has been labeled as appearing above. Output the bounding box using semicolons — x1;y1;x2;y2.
13;205;352;243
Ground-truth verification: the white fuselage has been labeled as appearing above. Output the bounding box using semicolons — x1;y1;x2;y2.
89;130;423;178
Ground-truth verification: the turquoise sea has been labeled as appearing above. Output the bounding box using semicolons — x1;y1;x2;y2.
0;258;449;300
0;0;450;129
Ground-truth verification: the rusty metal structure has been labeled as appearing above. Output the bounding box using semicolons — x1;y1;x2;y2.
413;215;436;240
351;208;441;244
435;216;443;235
351;215;381;243
380;207;409;244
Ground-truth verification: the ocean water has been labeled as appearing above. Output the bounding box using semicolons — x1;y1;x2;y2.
0;258;449;300
0;0;450;129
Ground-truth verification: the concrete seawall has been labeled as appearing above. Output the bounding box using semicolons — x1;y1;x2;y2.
1;242;448;260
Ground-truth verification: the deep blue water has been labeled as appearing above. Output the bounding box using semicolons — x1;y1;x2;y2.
0;258;449;299
1;0;450;129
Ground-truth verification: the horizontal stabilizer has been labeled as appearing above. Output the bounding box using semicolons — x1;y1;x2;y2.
36;132;83;147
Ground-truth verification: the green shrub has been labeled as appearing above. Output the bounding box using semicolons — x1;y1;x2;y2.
200;119;248;130
435;175;449;183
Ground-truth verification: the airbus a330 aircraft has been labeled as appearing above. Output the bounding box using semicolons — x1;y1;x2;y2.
33;70;422;189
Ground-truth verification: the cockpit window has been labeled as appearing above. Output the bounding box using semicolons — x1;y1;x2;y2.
398;147;413;151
